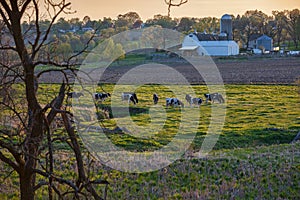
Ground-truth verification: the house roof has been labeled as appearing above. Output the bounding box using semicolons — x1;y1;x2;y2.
258;34;272;41
249;34;272;41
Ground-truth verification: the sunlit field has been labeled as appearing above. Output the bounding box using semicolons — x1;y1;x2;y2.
63;84;299;151
1;83;299;199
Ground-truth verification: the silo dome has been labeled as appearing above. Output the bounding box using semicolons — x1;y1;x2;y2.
221;14;232;20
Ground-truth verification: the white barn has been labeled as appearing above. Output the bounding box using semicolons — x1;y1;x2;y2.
180;33;239;56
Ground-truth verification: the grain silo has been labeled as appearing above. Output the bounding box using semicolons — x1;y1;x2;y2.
220;14;233;40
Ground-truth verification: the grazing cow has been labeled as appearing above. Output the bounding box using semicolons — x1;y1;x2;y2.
67;92;84;98
185;94;203;107
166;98;184;108
94;92;111;102
153;93;159;104
121;92;139;105
204;93;225;103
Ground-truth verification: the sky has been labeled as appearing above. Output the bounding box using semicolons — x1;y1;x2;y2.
66;0;300;20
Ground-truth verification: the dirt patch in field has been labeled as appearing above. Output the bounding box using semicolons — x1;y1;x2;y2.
214;57;300;84
38;57;300;85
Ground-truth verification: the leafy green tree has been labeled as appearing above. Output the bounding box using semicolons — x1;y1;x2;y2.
177;17;194;33
69;17;82;31
140;25;167;49
232;14;242;42
39;20;51;32
286;9;300;48
100;17;113;29
116;11;141;29
80;31;95;49
57;42;72;60
272;10;288;46
100;38;125;60
69;34;84;52
101;27;116;38
145;14;177;29
192;17;219;34
235;10;270;49
55;17;71;31
59;34;70;43
296;18;300;48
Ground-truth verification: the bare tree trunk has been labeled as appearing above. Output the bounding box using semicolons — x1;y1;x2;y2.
20;168;35;200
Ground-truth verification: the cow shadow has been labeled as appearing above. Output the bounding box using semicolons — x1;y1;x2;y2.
96;104;149;118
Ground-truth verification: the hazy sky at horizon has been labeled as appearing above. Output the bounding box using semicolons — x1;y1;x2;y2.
66;0;300;20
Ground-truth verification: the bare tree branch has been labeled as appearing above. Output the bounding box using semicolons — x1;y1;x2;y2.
164;0;188;17
20;0;33;16
34;168;79;192
61;112;104;200
0;151;20;172
31;1;72;60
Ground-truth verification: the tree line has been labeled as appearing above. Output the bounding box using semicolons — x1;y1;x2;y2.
19;9;300;49
2;9;298;63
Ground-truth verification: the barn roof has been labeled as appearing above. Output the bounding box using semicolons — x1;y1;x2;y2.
192;33;228;41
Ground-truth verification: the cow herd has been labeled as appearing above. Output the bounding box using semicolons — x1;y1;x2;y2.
67;91;225;108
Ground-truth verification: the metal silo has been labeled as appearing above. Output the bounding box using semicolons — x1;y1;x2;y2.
220;14;233;40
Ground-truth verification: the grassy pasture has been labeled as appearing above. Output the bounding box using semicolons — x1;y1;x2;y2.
1;83;299;199
64;83;299;152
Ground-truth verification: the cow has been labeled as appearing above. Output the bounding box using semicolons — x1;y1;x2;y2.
93;92;111;102
153;93;159;104
166;98;184;108
67;92;84;98
204;93;225;103
121;92;139;105
185;94;203;107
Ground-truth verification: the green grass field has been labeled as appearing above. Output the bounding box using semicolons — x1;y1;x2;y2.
1;83;299;199
68;84;299;152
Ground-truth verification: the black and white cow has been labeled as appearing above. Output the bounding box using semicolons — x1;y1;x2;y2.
166;98;184;108
153;93;159;104
185;94;203;107
67;92;84;98
94;92;111;102
204;93;225;103
121;92;139;105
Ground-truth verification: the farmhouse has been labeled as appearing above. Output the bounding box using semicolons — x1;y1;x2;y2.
180;14;239;56
248;34;273;52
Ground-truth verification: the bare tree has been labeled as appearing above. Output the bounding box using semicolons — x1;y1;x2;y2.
164;0;188;17
0;1;107;199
